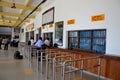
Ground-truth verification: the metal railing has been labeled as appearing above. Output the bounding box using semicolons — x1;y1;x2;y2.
53;56;101;80
53;56;72;80
22;45;102;80
45;52;72;80
36;49;57;80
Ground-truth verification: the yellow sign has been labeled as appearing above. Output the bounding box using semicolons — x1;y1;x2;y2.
42;26;45;29
67;19;75;25
91;14;105;22
26;23;34;31
49;23;53;28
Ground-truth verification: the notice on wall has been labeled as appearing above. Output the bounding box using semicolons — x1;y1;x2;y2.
67;19;75;25
42;26;45;30
91;14;105;22
42;7;54;26
49;23;53;28
26;23;34;31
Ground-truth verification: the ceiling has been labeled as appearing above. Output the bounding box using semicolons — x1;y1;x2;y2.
0;0;54;27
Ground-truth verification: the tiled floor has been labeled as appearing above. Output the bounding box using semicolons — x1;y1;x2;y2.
0;45;110;80
0;47;35;80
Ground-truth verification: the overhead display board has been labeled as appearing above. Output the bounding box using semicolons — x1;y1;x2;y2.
42;7;54;26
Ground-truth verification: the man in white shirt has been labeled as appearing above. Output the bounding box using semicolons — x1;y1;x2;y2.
44;37;50;47
30;37;34;45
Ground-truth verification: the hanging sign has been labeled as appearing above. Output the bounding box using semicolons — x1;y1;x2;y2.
26;23;34;31
49;23;53;28
42;26;45;29
67;19;75;25
91;14;105;22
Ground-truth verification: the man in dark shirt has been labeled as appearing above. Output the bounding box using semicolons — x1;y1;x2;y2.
4;37;9;50
0;37;2;49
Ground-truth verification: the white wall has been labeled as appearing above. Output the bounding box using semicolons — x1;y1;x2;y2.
11;28;14;38
20;0;120;56
19;27;25;42
105;0;120;56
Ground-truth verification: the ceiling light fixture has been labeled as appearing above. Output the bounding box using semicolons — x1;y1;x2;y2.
11;0;16;8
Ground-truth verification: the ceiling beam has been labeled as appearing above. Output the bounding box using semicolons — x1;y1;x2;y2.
0;21;26;27
19;23;26;27
0;15;3;22
0;11;35;18
19;0;30;14
17;0;47;27
0;7;3;22
0;22;15;27
14;22;26;27
0;18;30;22
15;0;30;27
0;1;41;11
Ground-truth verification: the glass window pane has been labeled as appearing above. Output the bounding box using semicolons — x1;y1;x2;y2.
69;43;78;49
68;29;106;54
93;30;106;37
80;31;91;37
80;38;91;50
92;45;105;53
92;38;106;45
69;32;78;37
69;38;78;43
92;30;106;53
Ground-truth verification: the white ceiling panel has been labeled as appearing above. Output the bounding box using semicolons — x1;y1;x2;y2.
4;0;25;4
2;7;20;13
29;0;43;6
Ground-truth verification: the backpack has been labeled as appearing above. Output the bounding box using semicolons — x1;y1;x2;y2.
14;51;23;59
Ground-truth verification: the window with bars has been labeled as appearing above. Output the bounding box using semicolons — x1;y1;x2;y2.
68;29;106;54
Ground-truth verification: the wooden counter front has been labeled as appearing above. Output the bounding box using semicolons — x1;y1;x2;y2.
52;48;120;80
